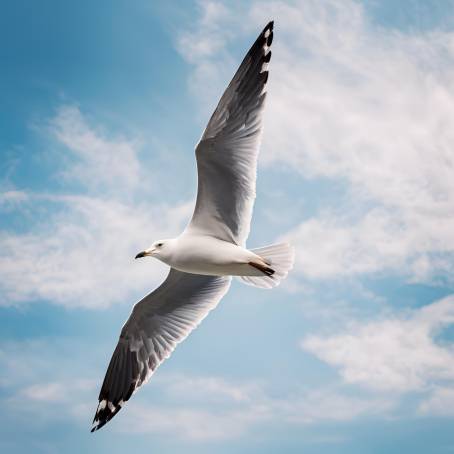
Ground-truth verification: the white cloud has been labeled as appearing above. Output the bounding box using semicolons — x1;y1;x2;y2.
0;190;28;205
176;1;237;114
279;388;395;424
158;374;258;403
0;338;395;440
50;105;142;194
177;1;232;64
0;339;98;426
419;386;454;416
0;194;191;308
302;295;454;392
20;379;96;403
121;380;392;440
122;403;269;441
1;339;265;440
0;105;193;308
285;207;454;281
180;0;454;284
177;1;454;424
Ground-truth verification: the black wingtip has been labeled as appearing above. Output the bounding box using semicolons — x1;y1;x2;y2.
264;20;274;32
260;71;269;85
267;32;273;47
91;410;121;433
90;397;125;433
263;50;272;63
261;21;274;48
260;21;274;40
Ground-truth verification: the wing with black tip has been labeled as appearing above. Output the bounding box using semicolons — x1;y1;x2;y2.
91;269;231;432
187;21;274;246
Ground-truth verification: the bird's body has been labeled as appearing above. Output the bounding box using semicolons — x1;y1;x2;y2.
153;234;267;277
91;20;295;432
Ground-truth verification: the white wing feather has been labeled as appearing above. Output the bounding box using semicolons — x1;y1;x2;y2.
187;21;274;246
91;269;230;431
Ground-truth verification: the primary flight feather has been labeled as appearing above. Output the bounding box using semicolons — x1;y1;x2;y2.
91;20;294;432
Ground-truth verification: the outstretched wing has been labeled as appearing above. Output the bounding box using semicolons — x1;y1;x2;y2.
91;269;231;432
186;21;274;246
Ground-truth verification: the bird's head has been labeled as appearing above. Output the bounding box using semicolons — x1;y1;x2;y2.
135;239;171;260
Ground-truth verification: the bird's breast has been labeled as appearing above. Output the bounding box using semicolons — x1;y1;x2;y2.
166;236;253;276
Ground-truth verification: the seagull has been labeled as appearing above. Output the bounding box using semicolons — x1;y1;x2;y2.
91;20;294;432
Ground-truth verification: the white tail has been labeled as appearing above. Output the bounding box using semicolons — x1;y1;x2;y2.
238;242;295;289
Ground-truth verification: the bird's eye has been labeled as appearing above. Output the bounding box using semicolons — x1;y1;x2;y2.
157;243;163;247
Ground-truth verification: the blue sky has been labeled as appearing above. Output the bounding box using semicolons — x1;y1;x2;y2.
2;0;454;452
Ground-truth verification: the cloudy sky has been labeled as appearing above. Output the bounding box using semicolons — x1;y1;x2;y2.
2;0;454;452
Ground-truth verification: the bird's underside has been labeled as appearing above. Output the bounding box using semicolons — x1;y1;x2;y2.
91;21;293;433
151;234;283;277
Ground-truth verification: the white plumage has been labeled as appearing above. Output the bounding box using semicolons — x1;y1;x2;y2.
91;20;294;432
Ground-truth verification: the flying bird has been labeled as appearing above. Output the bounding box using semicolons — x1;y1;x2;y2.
91;20;294;432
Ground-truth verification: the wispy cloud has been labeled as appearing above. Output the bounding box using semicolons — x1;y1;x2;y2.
0;105;192;308
302;295;454;392
19;379;96;403
0;338;394;442
284;207;454;281
158;374;258;403
278;388;395;424
0;339;97;427
50;105;143;194
122;402;269;441
175;3;454;437
419;386;454;416
176;1;238;117
179;0;454;286
106;379;395;441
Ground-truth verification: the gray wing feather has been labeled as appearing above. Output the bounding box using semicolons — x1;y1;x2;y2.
187;21;274;246
91;269;231;432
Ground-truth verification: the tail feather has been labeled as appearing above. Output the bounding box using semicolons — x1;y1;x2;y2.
238;242;295;289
